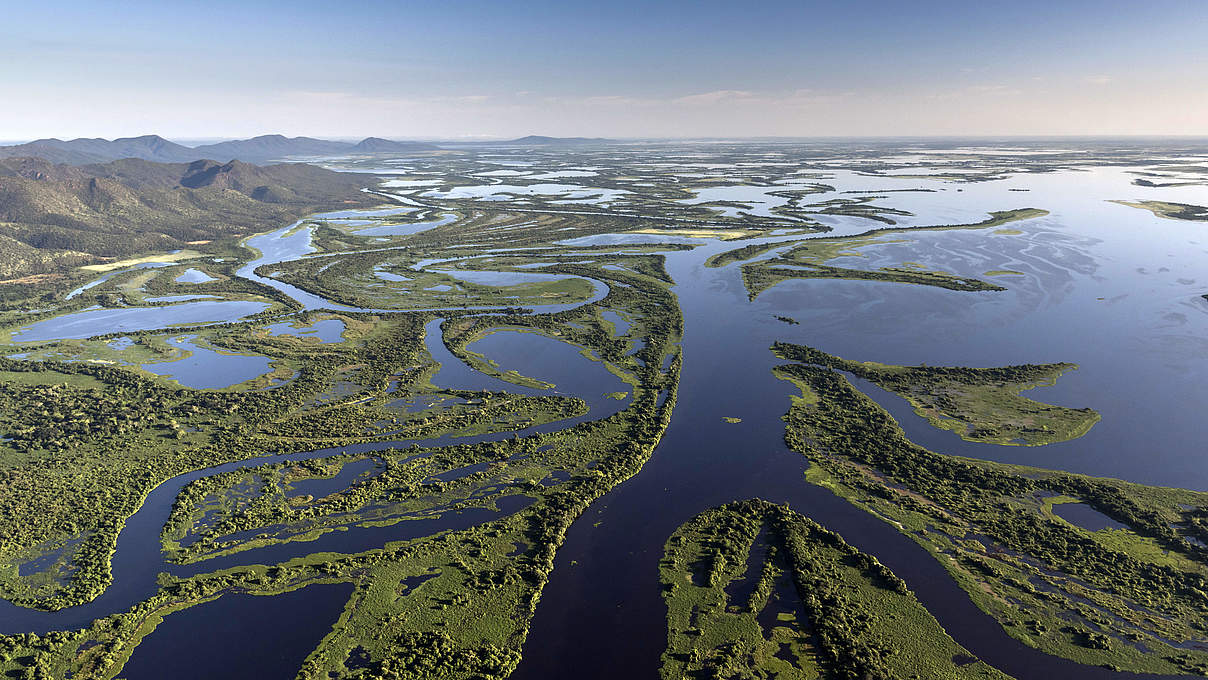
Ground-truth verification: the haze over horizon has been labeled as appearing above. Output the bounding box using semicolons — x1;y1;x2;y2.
3;0;1206;140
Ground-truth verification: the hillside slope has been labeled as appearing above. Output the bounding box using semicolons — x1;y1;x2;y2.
0;157;375;278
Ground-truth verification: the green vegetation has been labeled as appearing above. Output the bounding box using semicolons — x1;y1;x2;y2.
705;241;787;268
661;499;1009;680
775;344;1099;446
774;344;1208;675
0;174;692;676
1110;200;1208;221
0;288;681;680
742;262;1003;300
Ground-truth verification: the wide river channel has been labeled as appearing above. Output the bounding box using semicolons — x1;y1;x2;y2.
5;166;1208;679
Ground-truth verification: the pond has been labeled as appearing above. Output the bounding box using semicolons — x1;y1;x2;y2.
141;335;274;389
175;268;218;284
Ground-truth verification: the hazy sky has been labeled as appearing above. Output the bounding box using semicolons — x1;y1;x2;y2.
3;0;1206;139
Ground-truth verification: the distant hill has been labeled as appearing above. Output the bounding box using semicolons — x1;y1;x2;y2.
505;135;613;145
189;135;355;161
0;135;196;165
0;156;375;278
0;135;439;165
353;137;440;153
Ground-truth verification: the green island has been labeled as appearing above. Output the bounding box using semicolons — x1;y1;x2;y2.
660;499;1009;680
776;344;1100;446
1110;200;1208;221
773;342;1208;675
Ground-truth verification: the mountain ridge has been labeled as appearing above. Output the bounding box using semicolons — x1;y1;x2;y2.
0;156;376;279
0;135;440;165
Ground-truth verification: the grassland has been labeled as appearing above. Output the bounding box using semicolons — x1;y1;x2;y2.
80;250;204;272
0;281;681;680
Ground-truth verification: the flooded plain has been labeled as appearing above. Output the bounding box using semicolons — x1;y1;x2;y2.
3;143;1208;679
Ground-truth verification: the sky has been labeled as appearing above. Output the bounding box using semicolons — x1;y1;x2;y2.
2;0;1206;140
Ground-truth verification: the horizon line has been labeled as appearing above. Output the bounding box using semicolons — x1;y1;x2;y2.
3;133;1208;147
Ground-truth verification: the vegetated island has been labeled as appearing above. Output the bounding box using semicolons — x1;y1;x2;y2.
1109;200;1208;222
660;499;1010;680
774;343;1100;446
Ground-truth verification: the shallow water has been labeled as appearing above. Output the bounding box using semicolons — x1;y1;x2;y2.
174;268;218;284
352;212;457;236
65;262;176;300
1053;502;1130;532
140;335;274;389
143;294;221;303
12;300;271;343
423;183;629;205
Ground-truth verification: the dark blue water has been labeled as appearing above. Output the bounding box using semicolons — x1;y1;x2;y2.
117;582;353;680
1053;503;1130;532
465;329;630;401
513;237;1197;680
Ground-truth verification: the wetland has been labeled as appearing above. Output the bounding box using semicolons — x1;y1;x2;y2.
0;139;1206;679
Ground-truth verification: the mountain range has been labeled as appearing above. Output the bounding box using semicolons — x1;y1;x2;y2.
0;156;375;280
0;135;439;166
